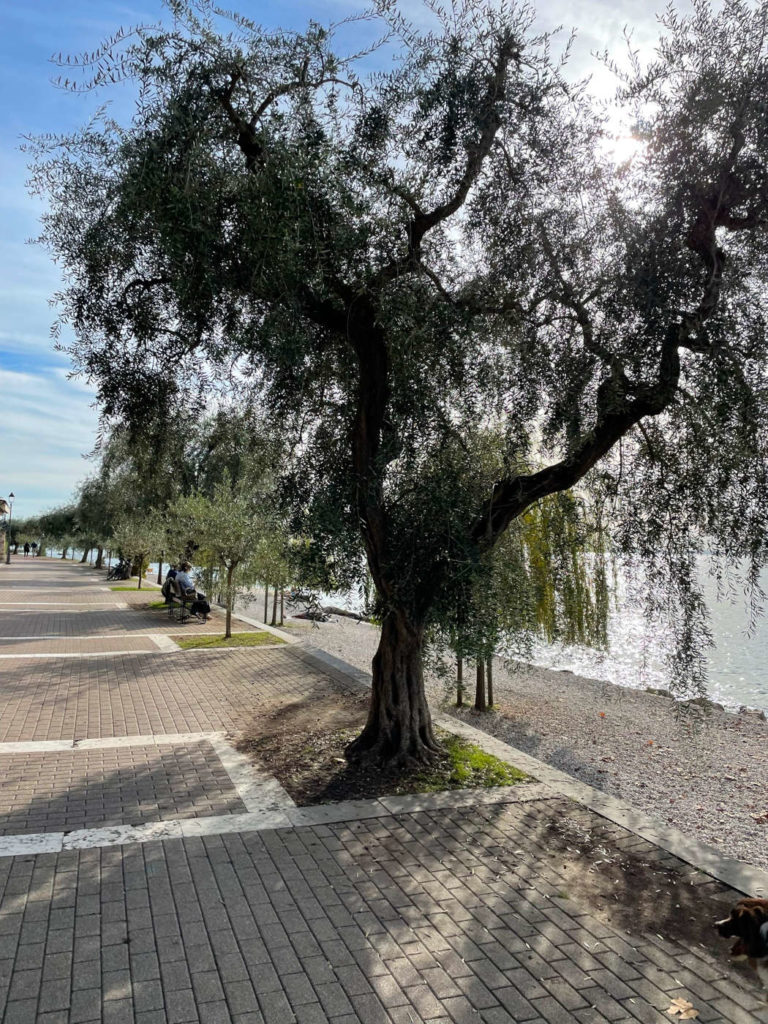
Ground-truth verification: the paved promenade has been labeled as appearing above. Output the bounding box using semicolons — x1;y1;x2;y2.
0;558;765;1023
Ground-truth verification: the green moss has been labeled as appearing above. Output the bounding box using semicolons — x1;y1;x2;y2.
396;732;530;794
173;632;284;649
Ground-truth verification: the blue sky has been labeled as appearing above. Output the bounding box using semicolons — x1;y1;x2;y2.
0;0;662;520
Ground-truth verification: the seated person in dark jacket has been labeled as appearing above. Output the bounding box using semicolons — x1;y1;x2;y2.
174;563;211;622
162;565;179;604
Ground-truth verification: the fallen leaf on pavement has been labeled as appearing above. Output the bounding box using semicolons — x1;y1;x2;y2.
667;997;699;1019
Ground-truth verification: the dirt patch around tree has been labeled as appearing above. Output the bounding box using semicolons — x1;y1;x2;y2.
236;690;529;805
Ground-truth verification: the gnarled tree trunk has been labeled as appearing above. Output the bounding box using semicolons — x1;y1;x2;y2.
94;547;104;569
346;610;441;769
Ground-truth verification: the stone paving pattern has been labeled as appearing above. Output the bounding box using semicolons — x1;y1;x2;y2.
0;743;247;835
0;649;338;742
0;559;765;1023
0;803;764;1024
0;609;237;638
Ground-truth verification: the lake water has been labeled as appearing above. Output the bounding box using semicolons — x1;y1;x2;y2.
524;568;768;714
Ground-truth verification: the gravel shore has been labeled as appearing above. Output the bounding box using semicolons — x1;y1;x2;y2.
241;600;768;871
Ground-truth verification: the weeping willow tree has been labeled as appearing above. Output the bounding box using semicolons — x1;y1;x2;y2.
519;493;610;650
432;488;612;708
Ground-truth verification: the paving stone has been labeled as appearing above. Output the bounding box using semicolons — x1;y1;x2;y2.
4;1000;41;1024
198;1001;235;1024
166;987;199;1023
292;1001;328;1024
69;987;103;1023
256;988;296;1023
38;976;72;1012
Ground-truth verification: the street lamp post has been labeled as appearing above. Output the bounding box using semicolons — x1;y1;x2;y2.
5;493;14;565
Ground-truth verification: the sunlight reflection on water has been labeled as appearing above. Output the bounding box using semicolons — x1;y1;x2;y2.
526;567;768;713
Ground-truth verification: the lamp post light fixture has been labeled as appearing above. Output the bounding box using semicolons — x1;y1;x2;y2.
5;492;14;565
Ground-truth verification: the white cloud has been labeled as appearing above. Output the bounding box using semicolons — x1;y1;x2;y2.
0;366;100;518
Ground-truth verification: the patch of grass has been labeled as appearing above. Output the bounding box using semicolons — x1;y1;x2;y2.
173;632;283;650
400;732;530;795
146;600;168;609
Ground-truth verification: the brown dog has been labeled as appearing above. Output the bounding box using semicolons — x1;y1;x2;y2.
716;898;768;996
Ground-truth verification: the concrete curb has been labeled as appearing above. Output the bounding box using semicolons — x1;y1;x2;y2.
285;642;768;898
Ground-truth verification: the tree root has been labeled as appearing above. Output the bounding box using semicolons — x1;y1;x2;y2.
345;729;445;771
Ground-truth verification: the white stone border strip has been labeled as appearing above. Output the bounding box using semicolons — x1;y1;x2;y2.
0;731;296;858
0;733;229;753
286;642;768;899
151;634;180;652
0;783;555;855
0;650;160;660
205;734;293;812
0;833;66;857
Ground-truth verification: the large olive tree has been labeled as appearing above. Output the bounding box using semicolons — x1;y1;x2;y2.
32;0;768;766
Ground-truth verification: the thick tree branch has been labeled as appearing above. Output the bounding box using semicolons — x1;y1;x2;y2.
370;33;519;291
468;188;731;554
120;276;170;303
217;65;356;169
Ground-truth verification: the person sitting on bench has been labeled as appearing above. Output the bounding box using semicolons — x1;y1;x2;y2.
175;562;211;622
162;565;179;604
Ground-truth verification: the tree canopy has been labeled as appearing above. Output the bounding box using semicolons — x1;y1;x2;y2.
31;0;768;765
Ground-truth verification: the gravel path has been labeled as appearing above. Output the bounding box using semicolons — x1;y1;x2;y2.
240;600;768;871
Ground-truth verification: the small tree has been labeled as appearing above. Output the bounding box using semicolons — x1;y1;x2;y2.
433;489;612;709
175;477;273;637
112;513;162;589
38;506;78;559
75;476;114;568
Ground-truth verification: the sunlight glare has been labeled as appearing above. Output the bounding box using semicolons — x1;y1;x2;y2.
604;133;644;165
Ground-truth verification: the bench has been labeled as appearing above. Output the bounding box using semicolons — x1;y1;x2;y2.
166;578;196;624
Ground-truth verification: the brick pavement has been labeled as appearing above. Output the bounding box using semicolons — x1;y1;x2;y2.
0;650;340;741
0;801;764;1024
0;608;269;639
0;610;235;638
0;558;765;1023
0;742;247;835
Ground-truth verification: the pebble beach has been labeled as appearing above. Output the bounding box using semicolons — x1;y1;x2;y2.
252;605;768;872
